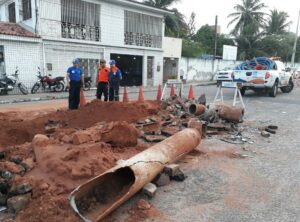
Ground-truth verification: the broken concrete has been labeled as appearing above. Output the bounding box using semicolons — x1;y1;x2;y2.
7;193;31;213
143;183;157;198
153;173;171;187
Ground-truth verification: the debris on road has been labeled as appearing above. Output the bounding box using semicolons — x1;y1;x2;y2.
143;183;157;198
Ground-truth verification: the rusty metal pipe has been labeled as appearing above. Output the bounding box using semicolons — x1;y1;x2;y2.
216;104;245;122
69;128;201;222
189;104;206;115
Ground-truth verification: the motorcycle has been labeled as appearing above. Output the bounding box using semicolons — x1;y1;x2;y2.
31;67;65;94
0;67;28;95
83;76;92;91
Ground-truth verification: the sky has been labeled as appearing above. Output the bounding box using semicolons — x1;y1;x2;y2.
141;0;300;35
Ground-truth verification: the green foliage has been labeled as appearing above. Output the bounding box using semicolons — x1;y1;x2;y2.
181;39;204;58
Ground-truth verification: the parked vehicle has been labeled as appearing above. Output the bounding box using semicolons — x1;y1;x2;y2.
83;76;92;91
0;67;28;95
31;67;65;94
232;57;294;97
215;65;236;86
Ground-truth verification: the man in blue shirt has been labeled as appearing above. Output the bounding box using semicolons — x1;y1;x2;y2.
108;60;122;101
66;59;84;109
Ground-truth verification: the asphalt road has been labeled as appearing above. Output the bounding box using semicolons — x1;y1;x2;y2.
1;85;299;222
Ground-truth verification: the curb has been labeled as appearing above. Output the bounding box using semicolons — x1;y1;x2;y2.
0;82;216;105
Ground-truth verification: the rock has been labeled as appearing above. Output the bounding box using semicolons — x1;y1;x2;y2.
268;125;278;130
171;169;186;182
161;126;180;137
145;119;151;124
1;171;12;180
71;167;92;179
261;131;271;138
136;120;145;125
9;182;32;195
137;199;151;210
45;121;61;134
0;162;24;175
86;128;102;142
7;193;31;213
0;192;7;206
265;128;276;134
72;131;92;145
164;164;180;177
188;119;203;134
32;134;50;147
144;135;167;143
142;183;157;198
153;173;170;187
9;156;22;164
61;135;72;143
20;158;35;172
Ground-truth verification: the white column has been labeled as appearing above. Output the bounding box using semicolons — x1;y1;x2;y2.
142;53;147;87
15;0;20;22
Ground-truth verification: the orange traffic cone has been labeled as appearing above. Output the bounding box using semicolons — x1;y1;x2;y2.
170;84;175;97
80;89;87;107
138;86;145;102
123;87;129;102
156;84;162;101
188;85;194;100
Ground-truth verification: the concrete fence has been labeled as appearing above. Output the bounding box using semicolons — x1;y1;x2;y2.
179;57;300;82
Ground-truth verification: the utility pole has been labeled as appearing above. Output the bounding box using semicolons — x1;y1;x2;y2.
291;10;300;67
212;15;218;77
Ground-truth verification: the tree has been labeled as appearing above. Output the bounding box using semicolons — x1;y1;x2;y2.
187;12;196;38
265;9;292;35
181;39;204;57
143;0;187;37
228;0;266;35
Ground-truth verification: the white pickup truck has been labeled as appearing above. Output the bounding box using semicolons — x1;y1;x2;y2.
233;59;294;97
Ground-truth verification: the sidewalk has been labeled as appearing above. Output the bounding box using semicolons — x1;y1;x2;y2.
0;81;216;104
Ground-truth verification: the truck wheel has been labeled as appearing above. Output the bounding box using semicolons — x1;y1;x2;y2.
240;87;246;96
268;81;278;97
280;78;294;93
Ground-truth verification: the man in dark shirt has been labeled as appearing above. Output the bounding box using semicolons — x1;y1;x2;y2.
66;59;84;110
108;60;122;101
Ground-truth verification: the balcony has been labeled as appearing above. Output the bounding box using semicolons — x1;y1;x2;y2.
61;22;100;42
124;32;162;48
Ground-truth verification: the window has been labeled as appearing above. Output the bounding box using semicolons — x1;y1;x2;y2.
61;0;100;41
124;11;163;48
22;0;32;20
8;2;16;23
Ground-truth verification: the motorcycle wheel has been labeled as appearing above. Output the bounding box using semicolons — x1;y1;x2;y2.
31;83;40;94
54;82;64;92
83;82;91;91
19;83;29;95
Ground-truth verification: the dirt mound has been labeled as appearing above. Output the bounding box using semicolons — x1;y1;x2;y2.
0;101;160;149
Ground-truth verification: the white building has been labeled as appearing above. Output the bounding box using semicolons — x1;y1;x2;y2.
0;0;174;86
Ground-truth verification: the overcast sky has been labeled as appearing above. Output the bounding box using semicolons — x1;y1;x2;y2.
174;0;299;34
140;0;300;35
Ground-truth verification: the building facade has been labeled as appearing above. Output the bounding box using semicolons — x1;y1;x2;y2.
0;0;171;86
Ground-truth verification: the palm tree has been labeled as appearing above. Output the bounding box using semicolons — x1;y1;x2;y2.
144;0;187;37
265;9;292;34
228;0;266;35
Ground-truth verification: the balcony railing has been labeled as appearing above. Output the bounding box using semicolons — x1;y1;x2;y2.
61;22;100;42
124;32;162;48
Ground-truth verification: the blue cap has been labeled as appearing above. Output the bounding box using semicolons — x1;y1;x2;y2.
109;60;116;65
72;58;79;64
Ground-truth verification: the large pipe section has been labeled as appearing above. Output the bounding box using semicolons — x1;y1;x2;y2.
215;104;244;122
189;104;206;115
69;128;201;222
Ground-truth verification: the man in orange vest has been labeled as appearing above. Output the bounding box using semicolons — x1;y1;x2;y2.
96;59;110;101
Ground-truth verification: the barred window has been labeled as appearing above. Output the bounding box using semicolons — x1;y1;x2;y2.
124;11;162;48
61;0;100;41
22;0;32;20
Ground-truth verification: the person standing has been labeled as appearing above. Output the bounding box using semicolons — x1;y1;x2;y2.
96;59;110;101
66;58;84;110
108;60;122;101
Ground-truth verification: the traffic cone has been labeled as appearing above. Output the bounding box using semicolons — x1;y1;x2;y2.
123;87;129;102
188;85;194;100
138;86;145;102
156;84;162;101
170;84;175;97
80;89;87;107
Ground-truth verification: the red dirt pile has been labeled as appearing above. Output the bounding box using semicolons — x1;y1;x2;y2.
0;101;159;149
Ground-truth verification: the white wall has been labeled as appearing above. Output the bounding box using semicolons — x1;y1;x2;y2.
179;58;241;81
163;37;182;58
0;35;43;84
